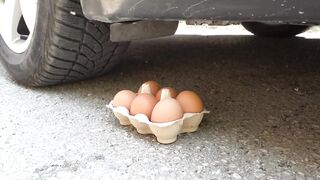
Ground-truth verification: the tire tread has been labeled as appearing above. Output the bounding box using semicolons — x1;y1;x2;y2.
33;0;128;85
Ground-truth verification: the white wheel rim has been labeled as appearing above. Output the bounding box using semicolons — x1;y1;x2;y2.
0;0;38;53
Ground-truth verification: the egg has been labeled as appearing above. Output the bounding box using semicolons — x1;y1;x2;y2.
155;87;177;101
176;91;204;113
130;94;158;119
138;83;152;95
113;90;136;110
138;81;161;96
151;98;183;123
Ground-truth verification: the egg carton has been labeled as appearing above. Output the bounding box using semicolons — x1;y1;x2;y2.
106;101;209;144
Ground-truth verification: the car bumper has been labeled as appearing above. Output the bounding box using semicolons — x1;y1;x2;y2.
80;0;320;24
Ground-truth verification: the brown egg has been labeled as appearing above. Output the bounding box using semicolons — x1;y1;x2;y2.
138;81;161;96
155;87;177;101
130;94;158;119
113;90;136;110
151;98;184;123
138;83;152;95
176;91;204;113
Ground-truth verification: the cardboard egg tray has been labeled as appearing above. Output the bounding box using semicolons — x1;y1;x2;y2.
106;101;209;144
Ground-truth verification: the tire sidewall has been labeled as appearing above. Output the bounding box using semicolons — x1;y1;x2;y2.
242;22;309;38
0;0;50;84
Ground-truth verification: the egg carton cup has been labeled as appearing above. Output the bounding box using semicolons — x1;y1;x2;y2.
106;101;209;144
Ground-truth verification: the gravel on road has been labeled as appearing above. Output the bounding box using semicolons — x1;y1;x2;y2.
0;33;320;179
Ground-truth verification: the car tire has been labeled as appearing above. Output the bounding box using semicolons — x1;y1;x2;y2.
0;0;129;86
241;22;310;38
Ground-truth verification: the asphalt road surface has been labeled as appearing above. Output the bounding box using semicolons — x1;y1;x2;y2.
1;28;320;179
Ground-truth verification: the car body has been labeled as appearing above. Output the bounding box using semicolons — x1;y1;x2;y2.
0;0;318;86
80;0;320;25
